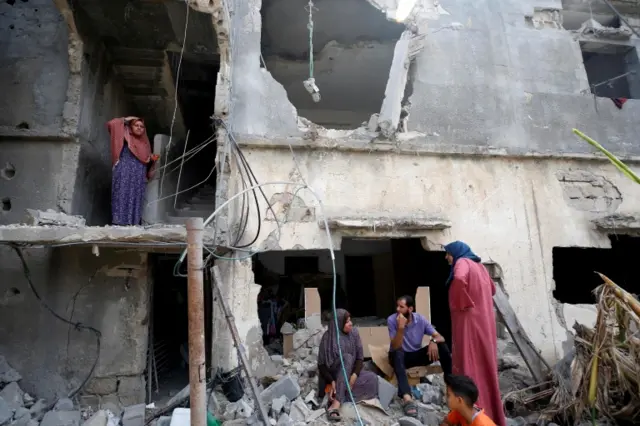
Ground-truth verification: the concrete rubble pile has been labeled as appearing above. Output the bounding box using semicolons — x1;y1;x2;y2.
0;355;118;426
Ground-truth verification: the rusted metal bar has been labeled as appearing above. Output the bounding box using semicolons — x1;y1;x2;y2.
212;265;270;424
186;218;206;426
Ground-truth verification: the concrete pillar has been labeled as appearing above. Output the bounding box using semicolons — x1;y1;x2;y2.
211;257;273;376
143;134;170;224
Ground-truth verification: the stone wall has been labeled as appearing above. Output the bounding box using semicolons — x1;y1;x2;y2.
0;246;148;409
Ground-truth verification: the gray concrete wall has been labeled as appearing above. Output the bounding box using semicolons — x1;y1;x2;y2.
224;0;640;157
0;3;130;226
0;246;148;408
0;0;69;133
0;141;68;225
71;41;131;226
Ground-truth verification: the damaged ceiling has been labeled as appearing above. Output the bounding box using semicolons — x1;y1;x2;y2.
261;0;405;129
70;0;220;135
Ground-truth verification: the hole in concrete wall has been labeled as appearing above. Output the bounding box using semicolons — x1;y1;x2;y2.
260;0;404;129
1;198;11;212
7;0;16;5
1;163;16;180
16;122;29;130
147;255;212;403
580;42;640;99
253;237;452;353
552;235;640;304
561;9;620;31
8;287;20;296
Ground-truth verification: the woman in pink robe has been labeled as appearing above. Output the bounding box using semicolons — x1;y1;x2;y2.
444;241;506;426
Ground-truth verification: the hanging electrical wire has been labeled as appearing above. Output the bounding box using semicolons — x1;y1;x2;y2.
159;0;191;201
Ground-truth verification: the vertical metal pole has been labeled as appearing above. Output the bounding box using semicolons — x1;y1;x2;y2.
186;218;206;426
212;266;271;424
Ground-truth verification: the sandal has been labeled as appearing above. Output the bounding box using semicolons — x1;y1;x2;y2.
403;401;418;418
327;408;342;422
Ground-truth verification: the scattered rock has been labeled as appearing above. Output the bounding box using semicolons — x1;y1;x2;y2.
506;417;526;426
398;416;423;426
82;410;107;426
0;397;12;426
288;399;311;422
222;402;238;421
54;399;74;412
13;407;30;422
40;411;82;426
22;394;35;409
417;382;442;405
259;376;300;405
235;400;253;419
0;382;24;410
0;357;21;385
121;404;145;426
271;395;287;415
275;413;293;426
29;399;48;421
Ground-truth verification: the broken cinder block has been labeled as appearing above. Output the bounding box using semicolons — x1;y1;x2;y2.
25;209;86;227
259;375;300;405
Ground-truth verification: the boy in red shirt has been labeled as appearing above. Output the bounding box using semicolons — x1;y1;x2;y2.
440;375;497;426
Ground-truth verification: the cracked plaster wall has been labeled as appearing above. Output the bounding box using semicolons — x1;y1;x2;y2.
0;246;149;407
221;148;640;362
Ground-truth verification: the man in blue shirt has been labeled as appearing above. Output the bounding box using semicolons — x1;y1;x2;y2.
388;295;452;417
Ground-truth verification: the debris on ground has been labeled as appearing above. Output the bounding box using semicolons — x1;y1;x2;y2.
140;315;547;426
0;355;116;426
506;274;640;426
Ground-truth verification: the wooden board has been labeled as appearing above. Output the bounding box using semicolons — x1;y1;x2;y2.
493;279;550;383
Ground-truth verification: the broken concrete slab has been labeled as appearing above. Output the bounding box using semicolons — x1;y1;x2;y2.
0;356;21;384
271;395;287;415
377;376;396;410
0;225;219;246
40;410;82;426
593;214;640;233
289;398;311;422
259;375;300;405
322;216;451;232
0;382;24;410
121;404;145;426
82;410;107;426
29;399;48;420
25;209;86;227
378;31;413;138
53;398;74;412
84;378;118;396
0;397;11;426
168;408;189;426
13;407;30;422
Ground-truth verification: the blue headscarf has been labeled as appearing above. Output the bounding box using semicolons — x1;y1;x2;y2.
444;241;481;286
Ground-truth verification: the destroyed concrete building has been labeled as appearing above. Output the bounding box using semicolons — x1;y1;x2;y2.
2;0;640;415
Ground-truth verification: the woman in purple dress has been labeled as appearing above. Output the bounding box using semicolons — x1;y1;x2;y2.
318;309;379;421
106;116;158;225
